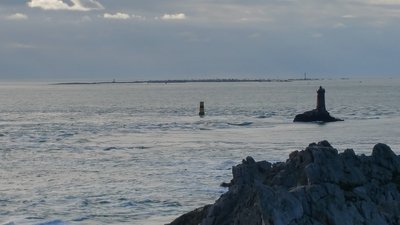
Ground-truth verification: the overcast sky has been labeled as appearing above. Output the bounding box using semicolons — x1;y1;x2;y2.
1;0;400;81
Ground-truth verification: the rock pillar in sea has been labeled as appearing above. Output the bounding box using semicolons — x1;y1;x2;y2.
199;101;205;117
293;86;342;122
316;86;326;113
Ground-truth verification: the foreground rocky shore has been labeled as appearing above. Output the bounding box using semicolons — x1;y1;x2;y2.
169;141;400;225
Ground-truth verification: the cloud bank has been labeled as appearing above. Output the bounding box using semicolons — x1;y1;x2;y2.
1;1;400;80
104;12;130;20
27;0;104;11
161;13;186;20
6;13;28;20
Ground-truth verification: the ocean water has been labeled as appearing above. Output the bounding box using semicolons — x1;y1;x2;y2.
1;78;400;225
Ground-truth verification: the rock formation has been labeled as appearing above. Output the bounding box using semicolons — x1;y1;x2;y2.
294;86;342;123
169;141;400;225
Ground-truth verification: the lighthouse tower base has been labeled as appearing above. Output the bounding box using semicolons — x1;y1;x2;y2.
294;109;342;123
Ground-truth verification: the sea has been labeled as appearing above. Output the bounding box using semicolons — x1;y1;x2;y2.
1;78;400;225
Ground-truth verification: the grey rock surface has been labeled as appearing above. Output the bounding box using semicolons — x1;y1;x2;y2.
169;141;400;225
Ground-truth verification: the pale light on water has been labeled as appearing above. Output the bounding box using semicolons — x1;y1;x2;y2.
1;78;400;225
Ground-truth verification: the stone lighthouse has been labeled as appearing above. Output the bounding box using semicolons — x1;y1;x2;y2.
293;86;342;123
316;86;326;113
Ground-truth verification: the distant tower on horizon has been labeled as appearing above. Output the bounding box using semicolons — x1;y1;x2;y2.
304;73;307;80
316;86;326;113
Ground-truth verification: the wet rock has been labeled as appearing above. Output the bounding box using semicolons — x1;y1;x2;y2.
293;109;342;123
169;141;400;225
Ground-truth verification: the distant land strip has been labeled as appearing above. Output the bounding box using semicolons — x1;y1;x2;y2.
52;78;319;85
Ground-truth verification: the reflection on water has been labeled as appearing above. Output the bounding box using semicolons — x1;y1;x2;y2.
1;78;400;225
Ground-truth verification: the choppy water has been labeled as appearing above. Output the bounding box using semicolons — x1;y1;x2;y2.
1;78;400;225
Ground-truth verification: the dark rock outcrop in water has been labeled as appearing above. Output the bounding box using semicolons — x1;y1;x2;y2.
294;86;342;123
169;141;400;225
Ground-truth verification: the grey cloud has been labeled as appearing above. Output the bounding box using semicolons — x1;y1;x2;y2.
0;0;27;6
5;13;28;20
27;0;104;11
0;0;400;80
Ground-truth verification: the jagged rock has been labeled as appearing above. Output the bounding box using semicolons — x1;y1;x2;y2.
169;141;400;225
168;205;211;225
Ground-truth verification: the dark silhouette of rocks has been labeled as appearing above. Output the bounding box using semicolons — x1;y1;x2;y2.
294;86;342;123
169;141;400;225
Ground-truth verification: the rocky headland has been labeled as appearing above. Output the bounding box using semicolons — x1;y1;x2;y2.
169;141;400;225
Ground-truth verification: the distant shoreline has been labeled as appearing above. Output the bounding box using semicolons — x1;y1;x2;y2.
52;78;319;85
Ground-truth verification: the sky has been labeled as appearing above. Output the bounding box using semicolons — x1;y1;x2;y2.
1;0;400;81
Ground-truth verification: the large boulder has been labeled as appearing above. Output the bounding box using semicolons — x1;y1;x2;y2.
169;141;400;225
